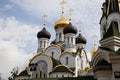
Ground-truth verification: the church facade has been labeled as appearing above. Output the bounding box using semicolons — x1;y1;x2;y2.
92;0;120;80
28;12;90;78
15;0;120;80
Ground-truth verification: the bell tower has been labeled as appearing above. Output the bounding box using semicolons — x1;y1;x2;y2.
100;0;120;51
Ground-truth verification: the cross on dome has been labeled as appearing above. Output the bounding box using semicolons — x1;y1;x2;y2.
69;8;74;21
77;21;83;33
60;0;67;16
42;14;48;26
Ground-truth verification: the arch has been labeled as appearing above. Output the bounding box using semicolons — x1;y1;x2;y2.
44;45;61;60
60;52;75;67
29;54;53;78
107;12;120;31
91;49;110;67
37;60;47;78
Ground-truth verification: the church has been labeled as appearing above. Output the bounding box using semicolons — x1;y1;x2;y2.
15;0;120;80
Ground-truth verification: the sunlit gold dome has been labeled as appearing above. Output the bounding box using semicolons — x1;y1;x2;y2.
54;15;69;30
90;44;97;57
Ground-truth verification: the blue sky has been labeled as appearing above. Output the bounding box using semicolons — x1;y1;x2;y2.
0;0;104;79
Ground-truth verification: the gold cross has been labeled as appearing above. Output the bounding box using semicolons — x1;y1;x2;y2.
77;21;83;33
60;0;66;14
42;14;48;26
69;8;74;21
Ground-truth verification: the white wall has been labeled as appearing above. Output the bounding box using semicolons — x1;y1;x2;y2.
50;72;73;78
60;52;75;68
29;54;52;78
44;45;61;60
15;76;30;80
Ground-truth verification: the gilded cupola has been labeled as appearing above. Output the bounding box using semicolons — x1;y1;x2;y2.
54;0;69;30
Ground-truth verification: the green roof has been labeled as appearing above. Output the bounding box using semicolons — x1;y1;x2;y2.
93;60;112;72
18;69;30;76
95;59;111;66
103;21;120;39
50;65;74;74
99;47;113;51
51;57;61;68
70;67;75;72
99;47;120;56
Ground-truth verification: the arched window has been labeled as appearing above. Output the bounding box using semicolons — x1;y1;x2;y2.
44;41;46;47
40;71;42;78
66;57;68;65
36;74;37;78
59;33;62;41
38;60;47;78
114;21;119;31
44;73;46;78
51;51;54;58
71;37;73;44
68;37;69;44
40;41;42;47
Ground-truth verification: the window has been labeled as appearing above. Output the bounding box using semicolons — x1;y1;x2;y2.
40;41;42;47
71;37;73;44
66;57;68;65
51;52;54;58
62;75;64;77
56;75;58;77
40;71;42;78
114;21;119;31
44;73;46;78
68;37;69;44
44;41;46;47
114;72;120;78
59;33;62;41
36;74;37;78
68;75;69;77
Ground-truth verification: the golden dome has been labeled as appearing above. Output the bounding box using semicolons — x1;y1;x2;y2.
90;44;97;56
54;14;69;29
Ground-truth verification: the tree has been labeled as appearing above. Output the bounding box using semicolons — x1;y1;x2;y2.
8;67;18;80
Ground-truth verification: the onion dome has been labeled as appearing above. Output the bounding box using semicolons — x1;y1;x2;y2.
63;22;77;34
37;27;51;39
54;15;69;30
76;33;87;44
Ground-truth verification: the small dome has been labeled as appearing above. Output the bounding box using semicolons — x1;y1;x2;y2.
37;27;51;39
76;33;87;44
63;22;77;34
54;15;69;30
